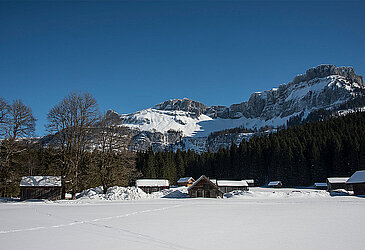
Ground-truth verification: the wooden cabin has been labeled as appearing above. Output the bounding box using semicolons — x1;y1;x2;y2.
346;170;365;195
216;180;249;193
314;182;328;190
20;176;62;201
243;179;255;187
135;179;169;194
177;177;195;187
188;175;223;198
268;181;282;188
326;177;350;191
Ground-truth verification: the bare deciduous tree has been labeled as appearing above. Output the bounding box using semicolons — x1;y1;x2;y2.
47;92;99;198
91;112;136;193
0;99;36;196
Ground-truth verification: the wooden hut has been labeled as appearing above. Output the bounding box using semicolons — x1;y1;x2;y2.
243;179;255;187
177;177;195;187
314;182;328;190
268;181;282;188
20;176;62;201
135;179;169;194
326;177;350;191
188;175;223;198
216;180;249;193
346;170;365;195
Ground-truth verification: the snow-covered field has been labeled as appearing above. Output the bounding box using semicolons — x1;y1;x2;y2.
1;187;364;249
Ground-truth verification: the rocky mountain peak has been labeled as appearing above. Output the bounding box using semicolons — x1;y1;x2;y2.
292;64;364;86
154;98;208;117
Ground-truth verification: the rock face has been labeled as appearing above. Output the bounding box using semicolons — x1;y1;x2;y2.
206;65;364;120
108;64;365;152
154;98;208;118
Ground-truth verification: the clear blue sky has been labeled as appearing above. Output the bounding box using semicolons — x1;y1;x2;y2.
1;1;365;136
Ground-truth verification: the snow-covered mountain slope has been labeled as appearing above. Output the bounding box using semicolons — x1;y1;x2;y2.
108;64;365;152
111;108;213;137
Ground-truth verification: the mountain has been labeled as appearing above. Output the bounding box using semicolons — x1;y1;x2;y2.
108;64;365;152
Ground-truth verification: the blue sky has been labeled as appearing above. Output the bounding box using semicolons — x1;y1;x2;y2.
1;1;365;136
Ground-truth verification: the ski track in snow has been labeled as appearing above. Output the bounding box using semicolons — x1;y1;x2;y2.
0;203;192;249
0;204;183;235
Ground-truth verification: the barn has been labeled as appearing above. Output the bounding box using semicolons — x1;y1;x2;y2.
326;177;350;191
243;179;255;187
346;170;365;195
268;181;282;188
135;179;169;194
314;183;328;190
177;177;195;187
188;175;223;198
20;176;62;201
216;180;249;193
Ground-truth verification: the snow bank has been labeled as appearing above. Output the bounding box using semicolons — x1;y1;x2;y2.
76;186;188;200
224;188;330;199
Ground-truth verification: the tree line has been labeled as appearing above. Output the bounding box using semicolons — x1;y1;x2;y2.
137;111;365;186
0;93;140;198
2;92;365;197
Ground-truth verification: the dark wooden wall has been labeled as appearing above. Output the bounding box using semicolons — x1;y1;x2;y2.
352;183;365;195
139;186;168;194
20;187;62;201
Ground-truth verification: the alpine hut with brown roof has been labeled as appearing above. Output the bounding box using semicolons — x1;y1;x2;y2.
177;177;195;187
326;177;350;191
216;180;249;193
268;181;283;188
135;179;169;194
346;170;365;195
188;175;223;198
20;176;62;201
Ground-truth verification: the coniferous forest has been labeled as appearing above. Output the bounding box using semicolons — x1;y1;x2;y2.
136;111;365;187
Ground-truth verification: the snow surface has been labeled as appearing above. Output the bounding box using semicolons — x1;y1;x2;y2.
119;107;304;138
119;108;213;137
347;170;365;184
1;187;365;250
216;180;248;187
20;176;61;187
136;179;170;187
327;177;349;184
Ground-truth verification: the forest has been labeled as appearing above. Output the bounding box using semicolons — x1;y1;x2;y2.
137;111;365;187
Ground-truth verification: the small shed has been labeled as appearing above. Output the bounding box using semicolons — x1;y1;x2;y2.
268;181;282;188
346;170;365;195
243;179;255;187
20;176;62;201
188;175;223;198
314;182;328;190
177;177;195;187
135;179;169;194
216;180;249;193
326;177;350;191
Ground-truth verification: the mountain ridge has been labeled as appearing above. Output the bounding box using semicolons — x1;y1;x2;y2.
107;64;365;152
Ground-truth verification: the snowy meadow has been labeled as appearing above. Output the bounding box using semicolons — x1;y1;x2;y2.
1;187;364;250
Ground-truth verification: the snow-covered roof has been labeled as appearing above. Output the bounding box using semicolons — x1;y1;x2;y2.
327;177;349;184
177;177;194;183
243;179;254;184
188;175;217;190
268;181;282;186
314;183;328;187
20;176;62;187
136;179;169;187
346;170;365;184
217;180;248;187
